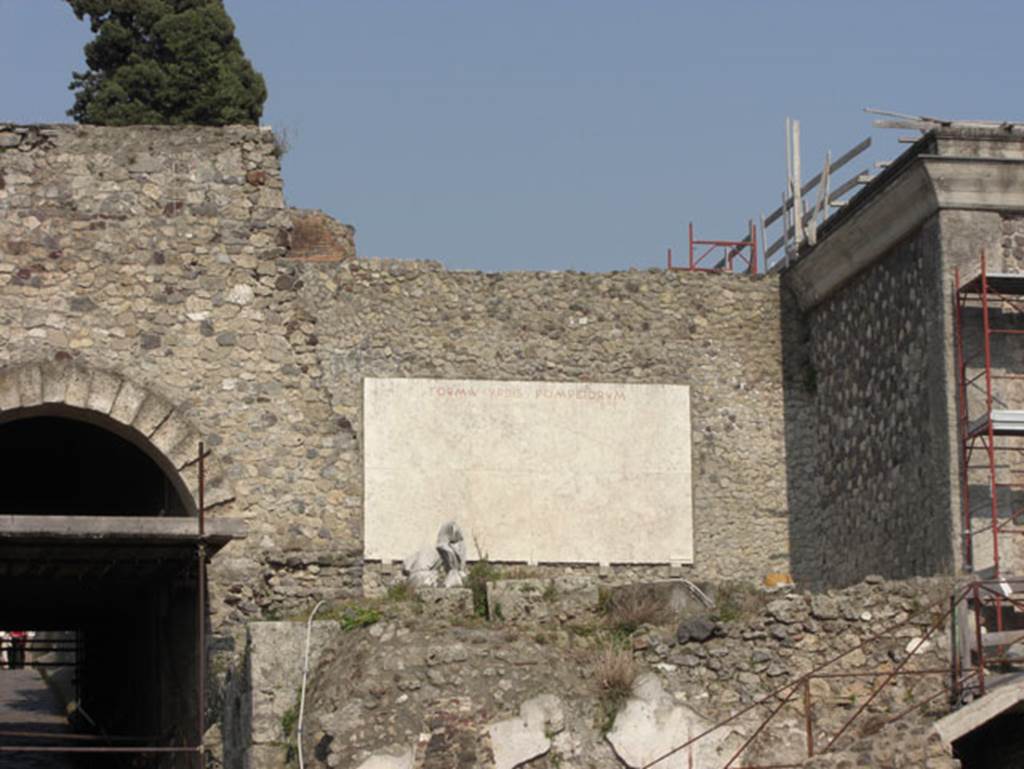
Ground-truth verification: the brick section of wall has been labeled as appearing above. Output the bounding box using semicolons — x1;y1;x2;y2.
787;220;955;587
287;208;355;262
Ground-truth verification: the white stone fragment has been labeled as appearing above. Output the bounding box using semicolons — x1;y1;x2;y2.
354;748;414;769
225;283;255;305
487;694;564;769
905;637;932;655
606;675;728;769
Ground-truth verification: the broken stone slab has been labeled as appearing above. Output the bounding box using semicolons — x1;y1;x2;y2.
416;587;473;617
487;577;599;622
354;748;414;769
607;674;731;769
607;580;713;620
486;694;564;769
246;621;336;745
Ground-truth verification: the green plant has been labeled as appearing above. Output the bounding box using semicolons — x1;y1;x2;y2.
280;702;298;739
337;605;381;631
271;127;291;158
386;581;417;603
543;580;559;603
466;558;502;618
65;0;267;126
319;603;382;631
594;644;637;734
597;586;613;614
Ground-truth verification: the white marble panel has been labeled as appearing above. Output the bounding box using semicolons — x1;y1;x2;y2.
363;378;692;564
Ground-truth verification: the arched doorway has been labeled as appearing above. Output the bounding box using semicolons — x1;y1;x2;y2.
0;366;242;768
0;411;190;517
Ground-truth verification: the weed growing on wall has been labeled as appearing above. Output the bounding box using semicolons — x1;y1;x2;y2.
466;558;502;617
593;644;637;734
712;582;767;623
599;585;672;638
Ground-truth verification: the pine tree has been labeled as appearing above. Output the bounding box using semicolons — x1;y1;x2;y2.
66;0;267;126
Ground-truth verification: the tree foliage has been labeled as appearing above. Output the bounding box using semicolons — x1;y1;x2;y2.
66;0;267;126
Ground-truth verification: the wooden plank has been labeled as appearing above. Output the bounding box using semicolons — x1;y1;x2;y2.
765;166;873;259
970;629;1024;651
825;167;872;206
808;150;831;246
792;119;804;249
763;137;871;228
873;119;934;131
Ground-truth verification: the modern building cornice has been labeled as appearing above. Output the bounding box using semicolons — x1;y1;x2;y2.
786;131;1024;311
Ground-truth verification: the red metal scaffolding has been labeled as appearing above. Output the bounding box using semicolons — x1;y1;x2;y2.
954;255;1024;586
667;221;759;274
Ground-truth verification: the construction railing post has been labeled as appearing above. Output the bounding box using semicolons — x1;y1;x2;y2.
803;677;814;757
750;219;758;274
196;441;207;769
972;582;986;696
688;222;695;271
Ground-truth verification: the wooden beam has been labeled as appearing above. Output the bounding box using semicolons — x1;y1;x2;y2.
764;137;871;228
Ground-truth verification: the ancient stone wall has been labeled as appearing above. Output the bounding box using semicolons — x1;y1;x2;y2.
0;123;795;633
785;220;956;588
235;576;957;769
297;258;793;586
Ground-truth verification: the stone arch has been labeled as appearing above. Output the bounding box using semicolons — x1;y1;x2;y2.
0;361;234;516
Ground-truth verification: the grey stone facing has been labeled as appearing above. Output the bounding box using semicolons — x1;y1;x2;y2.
784;218;954;588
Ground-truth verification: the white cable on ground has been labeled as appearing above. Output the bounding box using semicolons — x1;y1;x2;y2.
297;599;325;769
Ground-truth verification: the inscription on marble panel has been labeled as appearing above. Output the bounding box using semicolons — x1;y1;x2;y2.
364;378;692;564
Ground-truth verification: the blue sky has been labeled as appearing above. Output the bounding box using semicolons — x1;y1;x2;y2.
3;1;1023;272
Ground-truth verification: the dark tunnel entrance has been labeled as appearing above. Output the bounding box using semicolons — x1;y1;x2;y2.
0;411;219;768
0;414;188;517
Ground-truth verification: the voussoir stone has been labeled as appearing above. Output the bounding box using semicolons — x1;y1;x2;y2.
40;362;71;404
16;364;43;407
0;368;21;411
63;366;92;409
109;379;149;425
151;412;193;456
132;394;174;437
86;370;123;414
